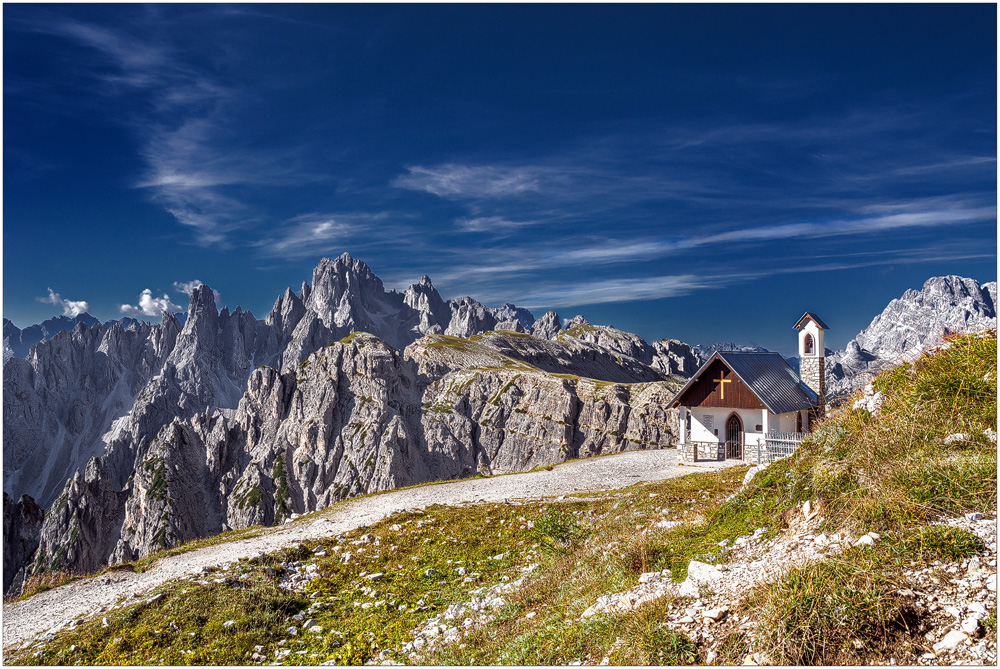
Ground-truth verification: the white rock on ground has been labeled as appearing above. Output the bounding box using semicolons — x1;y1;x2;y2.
576;512;997;666
933;630;968;653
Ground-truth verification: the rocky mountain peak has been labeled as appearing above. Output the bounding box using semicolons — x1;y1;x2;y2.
306;254;389;329
531;311;562;340
3;313;102;360
493;303;535;331
170;284;220;361
826;275;996;397
404;275;450;336
266;287;306;336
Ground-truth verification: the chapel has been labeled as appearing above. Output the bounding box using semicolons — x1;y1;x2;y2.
666;312;828;462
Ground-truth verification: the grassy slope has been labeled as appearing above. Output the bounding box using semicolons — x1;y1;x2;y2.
8;330;996;666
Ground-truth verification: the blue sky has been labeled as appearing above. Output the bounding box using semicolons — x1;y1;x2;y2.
4;4;996;356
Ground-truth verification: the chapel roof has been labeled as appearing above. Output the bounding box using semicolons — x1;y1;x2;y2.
667;351;818;415
793;312;830;330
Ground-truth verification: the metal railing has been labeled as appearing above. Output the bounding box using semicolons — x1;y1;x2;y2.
756;431;808;465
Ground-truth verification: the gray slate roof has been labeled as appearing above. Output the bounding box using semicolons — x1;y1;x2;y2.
668;351;818;415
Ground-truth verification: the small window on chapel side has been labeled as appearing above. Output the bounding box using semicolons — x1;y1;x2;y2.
804;333;814;355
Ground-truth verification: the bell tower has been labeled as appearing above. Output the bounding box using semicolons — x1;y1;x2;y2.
793;312;829;417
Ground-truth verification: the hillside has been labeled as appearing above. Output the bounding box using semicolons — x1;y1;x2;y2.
4;330;995;666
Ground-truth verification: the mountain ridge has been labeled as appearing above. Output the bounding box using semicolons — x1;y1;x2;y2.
4;257;996;593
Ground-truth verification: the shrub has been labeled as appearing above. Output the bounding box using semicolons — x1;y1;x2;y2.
533;507;584;549
899;525;984;562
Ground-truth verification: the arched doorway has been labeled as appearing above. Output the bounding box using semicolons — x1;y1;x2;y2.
725;413;744;460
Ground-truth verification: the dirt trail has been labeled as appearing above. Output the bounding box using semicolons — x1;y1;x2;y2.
2;450;735;653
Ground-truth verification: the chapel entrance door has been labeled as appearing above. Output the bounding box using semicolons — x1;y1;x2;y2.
725;414;743;460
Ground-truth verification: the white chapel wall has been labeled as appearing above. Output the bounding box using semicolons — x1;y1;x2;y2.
689;408;768;446
690;408;808;444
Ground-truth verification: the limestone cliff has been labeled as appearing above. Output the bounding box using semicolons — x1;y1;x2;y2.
31;332;683;574
3;492;44;595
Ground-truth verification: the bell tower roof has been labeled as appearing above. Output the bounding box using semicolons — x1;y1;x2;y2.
793;312;830;330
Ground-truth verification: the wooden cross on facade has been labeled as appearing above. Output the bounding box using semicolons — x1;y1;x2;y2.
715;373;731;399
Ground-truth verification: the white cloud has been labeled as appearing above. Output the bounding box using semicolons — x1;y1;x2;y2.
256;212;392;258
173;279;222;306
515;274;723;308
36;288;90;317
119;289;182;317
394;164;546;199
455;216;539;233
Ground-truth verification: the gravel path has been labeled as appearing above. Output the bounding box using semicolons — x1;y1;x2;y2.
2;450;736;653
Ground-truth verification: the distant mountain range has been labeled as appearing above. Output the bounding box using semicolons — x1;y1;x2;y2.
2;255;995;591
3;314;174;360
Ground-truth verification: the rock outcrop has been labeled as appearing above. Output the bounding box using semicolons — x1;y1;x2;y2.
530;311;562;340
3;492;44;594
3;313;102;361
2;316;182;509
3;254;558;512
651;339;701;377
33;457;128;578
30;331;685;574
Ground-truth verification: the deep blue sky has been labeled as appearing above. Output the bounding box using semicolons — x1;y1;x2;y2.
4;4;996;356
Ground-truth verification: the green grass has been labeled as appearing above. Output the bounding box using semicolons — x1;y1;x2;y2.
745;543;910;665
746;329;997;536
8;467;748;666
738;523;985;665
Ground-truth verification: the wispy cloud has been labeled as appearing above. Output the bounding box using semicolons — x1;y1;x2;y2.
255;212;395;258
454;216;540;233
21;15;322;247
36;288;90;317
394;164;548;199
425;198;995;288
503;244;996;309
119;289;183;317
514;274;723;308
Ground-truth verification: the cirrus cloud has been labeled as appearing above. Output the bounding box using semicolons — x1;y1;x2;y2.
393;164;547;199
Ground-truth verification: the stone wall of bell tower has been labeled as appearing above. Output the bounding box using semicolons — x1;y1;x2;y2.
794;314;828;419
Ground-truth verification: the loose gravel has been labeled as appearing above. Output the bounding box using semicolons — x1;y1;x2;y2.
2;450;735;653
